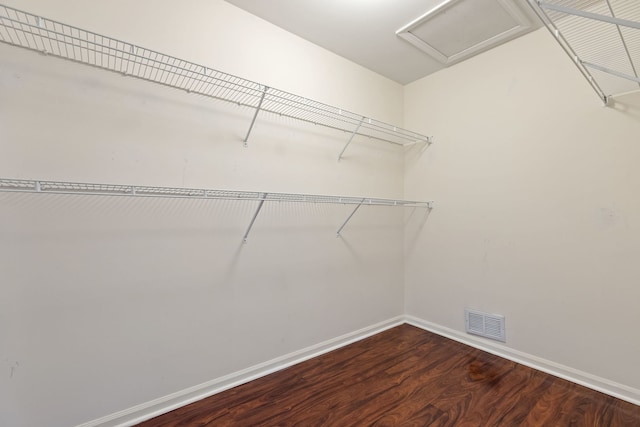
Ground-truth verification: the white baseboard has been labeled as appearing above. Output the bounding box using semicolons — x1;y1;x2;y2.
75;316;405;427
405;314;640;407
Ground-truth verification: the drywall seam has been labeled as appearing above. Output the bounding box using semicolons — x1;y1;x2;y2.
405;315;640;407
74;316;405;427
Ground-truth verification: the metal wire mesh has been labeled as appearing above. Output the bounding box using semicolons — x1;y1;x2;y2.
0;178;38;191
0;4;430;146
0;178;432;208
533;0;640;99
39;181;134;194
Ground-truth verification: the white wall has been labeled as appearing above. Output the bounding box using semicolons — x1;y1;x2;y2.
405;27;640;397
0;1;406;426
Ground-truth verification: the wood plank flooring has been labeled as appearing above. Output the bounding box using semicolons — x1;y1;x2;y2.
137;324;640;426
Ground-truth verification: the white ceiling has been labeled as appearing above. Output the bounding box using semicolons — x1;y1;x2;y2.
225;0;542;85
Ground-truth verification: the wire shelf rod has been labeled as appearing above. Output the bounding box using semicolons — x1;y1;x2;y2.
0;4;430;147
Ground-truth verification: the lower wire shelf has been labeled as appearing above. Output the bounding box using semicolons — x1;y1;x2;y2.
0;178;433;242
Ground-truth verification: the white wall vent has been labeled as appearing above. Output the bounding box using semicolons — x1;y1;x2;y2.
465;308;506;342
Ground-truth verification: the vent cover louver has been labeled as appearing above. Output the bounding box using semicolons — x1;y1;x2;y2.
465;309;506;342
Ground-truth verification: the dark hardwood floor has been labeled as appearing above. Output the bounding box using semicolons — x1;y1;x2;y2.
138;324;640;426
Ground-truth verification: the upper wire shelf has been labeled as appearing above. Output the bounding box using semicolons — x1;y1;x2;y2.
528;0;640;103
0;4;431;151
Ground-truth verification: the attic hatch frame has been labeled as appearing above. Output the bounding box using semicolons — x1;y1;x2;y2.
0;4;432;159
527;0;640;104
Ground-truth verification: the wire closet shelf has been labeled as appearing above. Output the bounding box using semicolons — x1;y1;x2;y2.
0;178;433;242
0;178;431;207
528;0;640;103
0;4;431;149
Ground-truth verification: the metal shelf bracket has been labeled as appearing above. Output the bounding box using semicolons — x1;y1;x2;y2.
338;117;365;161
243;86;268;147
243;192;267;243
336;198;365;237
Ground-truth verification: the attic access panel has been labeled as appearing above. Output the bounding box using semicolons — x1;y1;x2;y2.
396;0;535;66
529;0;640;102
